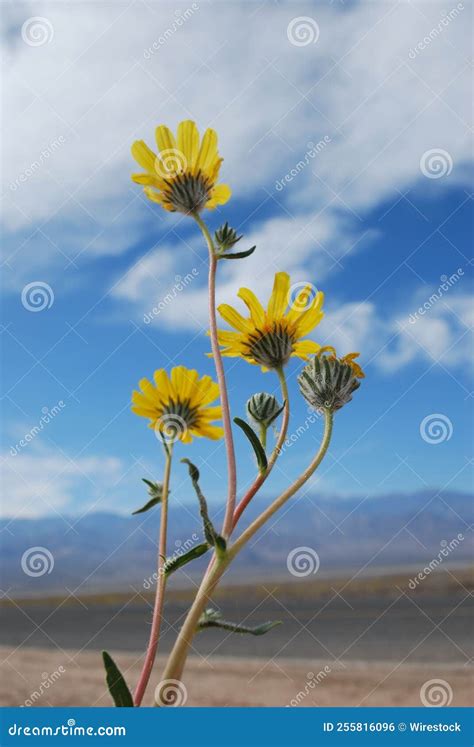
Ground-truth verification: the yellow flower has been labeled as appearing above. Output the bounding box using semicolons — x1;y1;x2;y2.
317;347;365;379
131;366;224;443
130;120;231;214
215;272;324;371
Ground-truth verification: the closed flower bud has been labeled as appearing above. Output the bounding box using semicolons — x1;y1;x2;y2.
298;348;364;412
247;392;284;428
215;222;242;252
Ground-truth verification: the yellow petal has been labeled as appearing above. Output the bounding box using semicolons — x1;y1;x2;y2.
177;120;199;169
194;424;224;440
193;376;220;405
131;140;158;173
155;125;177;154
195;127;218;174
217;303;252;333
291;340;321;359
199;406;222;421
294;308;324;337
238;288;265;327
205;183;231;209
153;369;171;400
267;272;290;321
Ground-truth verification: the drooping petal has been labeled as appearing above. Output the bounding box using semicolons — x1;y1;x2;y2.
131;140;158;173
238;288;266;327
217;304;252;333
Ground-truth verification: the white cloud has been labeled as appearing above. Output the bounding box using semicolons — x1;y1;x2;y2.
0;445;124;518
1;0;471;296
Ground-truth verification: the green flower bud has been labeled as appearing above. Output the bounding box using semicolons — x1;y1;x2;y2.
214;222;242;252
298;352;363;412
246;392;284;428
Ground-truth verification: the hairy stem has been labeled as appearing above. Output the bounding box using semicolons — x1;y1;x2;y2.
231;366;290;530
193;212;237;539
133;443;173;706
156;409;333;702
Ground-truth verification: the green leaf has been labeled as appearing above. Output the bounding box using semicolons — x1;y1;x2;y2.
132;496;160;515
131;479;164;515
219;245;256;260
234;417;268;473
164;542;209;576
181;459;226;553
102;651;133;707
197;608;282;636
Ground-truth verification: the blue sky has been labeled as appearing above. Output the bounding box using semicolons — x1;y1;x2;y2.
1;0;473;519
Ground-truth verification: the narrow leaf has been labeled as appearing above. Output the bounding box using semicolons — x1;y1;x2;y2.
102;651;133;707
197;608;281;636
234;417;268;473
181;459;226;552
219;245;256;260
164;542;209;576
132;496;161;515
131;479;164;515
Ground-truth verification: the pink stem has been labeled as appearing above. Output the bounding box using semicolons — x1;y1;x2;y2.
133;446;173;706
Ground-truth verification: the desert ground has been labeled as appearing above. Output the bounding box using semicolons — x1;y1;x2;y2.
1;568;472;707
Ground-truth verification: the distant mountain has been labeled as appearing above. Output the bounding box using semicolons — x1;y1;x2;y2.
1;490;472;596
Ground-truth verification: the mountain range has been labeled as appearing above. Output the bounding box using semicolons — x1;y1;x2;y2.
1;489;472;597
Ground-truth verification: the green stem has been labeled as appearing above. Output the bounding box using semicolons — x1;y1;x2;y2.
155;409;333;703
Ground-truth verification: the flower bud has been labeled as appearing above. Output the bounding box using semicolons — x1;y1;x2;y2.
298;349;364;412
246;392;284;428
214;222;242;252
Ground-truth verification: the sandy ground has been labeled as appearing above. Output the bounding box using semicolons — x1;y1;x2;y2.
1;646;472;707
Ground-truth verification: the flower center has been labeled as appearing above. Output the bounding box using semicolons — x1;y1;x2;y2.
163;170;212;214
246;323;295;368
